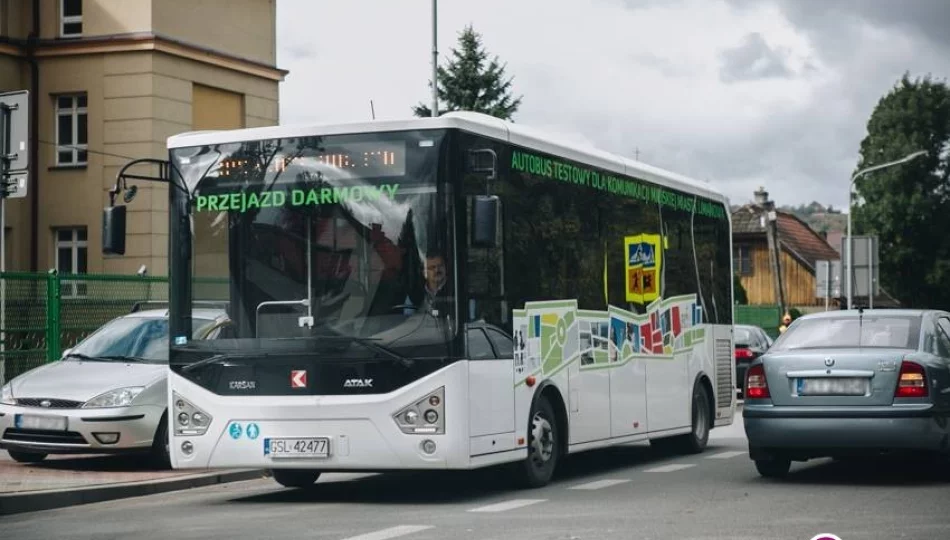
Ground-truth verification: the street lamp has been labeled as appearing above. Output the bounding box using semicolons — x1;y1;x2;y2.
846;149;927;309
431;0;438;117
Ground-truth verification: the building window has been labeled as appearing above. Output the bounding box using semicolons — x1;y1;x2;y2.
734;244;753;275
55;94;88;166
60;0;82;37
55;228;88;297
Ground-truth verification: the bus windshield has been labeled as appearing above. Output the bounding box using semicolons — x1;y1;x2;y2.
169;131;456;360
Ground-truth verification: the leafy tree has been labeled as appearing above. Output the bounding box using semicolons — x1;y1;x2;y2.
413;25;522;120
851;73;950;308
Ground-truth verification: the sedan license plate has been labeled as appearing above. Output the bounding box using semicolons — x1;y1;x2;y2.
264;437;330;459
15;414;67;431
797;377;868;396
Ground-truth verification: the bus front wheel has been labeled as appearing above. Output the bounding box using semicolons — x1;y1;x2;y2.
271;469;321;489
516;395;560;488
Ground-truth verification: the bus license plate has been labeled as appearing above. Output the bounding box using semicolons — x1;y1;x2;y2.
264;437;330;459
15;414;67;431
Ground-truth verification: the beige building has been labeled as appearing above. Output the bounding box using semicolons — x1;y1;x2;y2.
0;0;286;278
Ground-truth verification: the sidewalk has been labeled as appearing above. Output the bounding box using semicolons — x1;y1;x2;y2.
0;450;263;516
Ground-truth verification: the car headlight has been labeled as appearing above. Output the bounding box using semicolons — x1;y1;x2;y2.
0;383;13;405
82;387;145;408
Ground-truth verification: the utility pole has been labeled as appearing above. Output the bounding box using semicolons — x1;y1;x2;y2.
765;209;785;314
431;0;439;117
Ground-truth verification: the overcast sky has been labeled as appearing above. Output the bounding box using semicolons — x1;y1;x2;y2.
274;0;950;210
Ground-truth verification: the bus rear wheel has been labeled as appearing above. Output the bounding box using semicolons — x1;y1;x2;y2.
516;395;560;488
271;469;321;489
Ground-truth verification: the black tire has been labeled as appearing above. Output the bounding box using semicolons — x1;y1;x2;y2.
673;383;711;454
7;450;47;463
150;411;171;469
754;458;791;478
272;469;322;489
515;394;560;489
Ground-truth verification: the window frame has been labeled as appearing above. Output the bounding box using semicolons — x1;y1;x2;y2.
54;227;88;298
466;326;498;361
60;0;83;38
54;93;88;166
734;244;753;276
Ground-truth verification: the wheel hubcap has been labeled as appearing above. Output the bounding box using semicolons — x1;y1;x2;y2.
529;412;554;466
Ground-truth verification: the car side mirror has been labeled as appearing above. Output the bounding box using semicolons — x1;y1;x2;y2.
102;205;127;255
471;195;499;248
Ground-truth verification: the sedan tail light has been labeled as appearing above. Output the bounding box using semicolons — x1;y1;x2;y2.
745;363;770;399
895;360;927;398
735;347;754;361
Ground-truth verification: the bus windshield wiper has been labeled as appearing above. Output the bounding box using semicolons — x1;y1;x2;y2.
180;352;259;373
66;353;150;363
348;337;414;368
313;335;414;368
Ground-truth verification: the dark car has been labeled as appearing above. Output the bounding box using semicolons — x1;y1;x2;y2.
743;309;950;478
734;324;772;396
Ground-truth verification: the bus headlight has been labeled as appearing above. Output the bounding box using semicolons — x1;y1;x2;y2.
173;392;213;436
393;386;445;435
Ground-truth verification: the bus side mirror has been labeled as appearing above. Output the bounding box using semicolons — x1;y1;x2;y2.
471;195;499;248
102;205;127;255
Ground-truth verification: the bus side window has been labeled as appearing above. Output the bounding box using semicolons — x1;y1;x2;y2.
485;328;513;359
467;328;497;360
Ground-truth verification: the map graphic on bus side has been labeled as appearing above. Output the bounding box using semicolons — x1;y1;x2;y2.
512;294;705;383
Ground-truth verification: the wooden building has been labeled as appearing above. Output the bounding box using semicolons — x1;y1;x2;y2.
732;188;841;307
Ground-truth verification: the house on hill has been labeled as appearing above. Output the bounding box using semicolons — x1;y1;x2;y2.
732;188;844;308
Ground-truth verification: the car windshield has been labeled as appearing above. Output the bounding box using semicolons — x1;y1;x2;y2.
734;327;756;346
68;317;217;362
768;315;921;351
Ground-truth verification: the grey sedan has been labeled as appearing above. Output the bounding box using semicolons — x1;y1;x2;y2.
0;308;229;467
743;309;950;478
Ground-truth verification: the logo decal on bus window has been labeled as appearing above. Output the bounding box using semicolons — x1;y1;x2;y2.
291;370;307;389
344;378;373;388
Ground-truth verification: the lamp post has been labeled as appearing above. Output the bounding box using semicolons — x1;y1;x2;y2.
846;150;927;309
431;0;439;117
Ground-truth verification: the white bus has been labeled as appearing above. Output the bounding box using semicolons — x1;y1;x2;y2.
102;111;736;489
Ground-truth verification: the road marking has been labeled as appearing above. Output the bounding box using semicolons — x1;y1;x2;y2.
645;463;695;473
567;478;631;490
468;499;547;513
706;451;745;459
340;525;434;540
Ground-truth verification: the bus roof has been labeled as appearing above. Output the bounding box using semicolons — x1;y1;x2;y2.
167;111;729;205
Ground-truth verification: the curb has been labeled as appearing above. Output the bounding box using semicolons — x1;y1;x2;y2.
0;468;265;516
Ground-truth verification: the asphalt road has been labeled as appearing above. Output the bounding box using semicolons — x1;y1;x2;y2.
5;414;950;540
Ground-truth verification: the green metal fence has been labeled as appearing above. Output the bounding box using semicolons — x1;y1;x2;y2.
734;304;783;339
0;272;228;384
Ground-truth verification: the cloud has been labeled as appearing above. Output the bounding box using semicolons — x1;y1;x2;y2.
275;0;950;211
719;32;793;82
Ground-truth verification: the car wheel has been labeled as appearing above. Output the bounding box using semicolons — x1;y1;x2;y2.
515;394;560;488
150;411;171;469
272;469;321;488
7;450;47;463
754;458;791;478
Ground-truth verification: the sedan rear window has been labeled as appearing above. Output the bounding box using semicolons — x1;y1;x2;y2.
770;315;921;351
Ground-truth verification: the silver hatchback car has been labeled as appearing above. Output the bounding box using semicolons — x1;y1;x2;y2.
743;309;950;478
0;308;230;467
